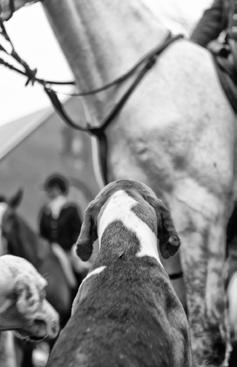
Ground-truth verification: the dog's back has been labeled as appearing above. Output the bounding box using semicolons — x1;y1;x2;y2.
48;258;189;366
47;180;191;367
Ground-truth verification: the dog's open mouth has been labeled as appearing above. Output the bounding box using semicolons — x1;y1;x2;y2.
29;334;47;342
15;329;48;343
14;319;48;342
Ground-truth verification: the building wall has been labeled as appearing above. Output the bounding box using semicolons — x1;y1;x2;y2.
0;98;100;230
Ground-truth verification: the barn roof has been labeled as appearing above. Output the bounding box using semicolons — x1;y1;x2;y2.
0;107;53;161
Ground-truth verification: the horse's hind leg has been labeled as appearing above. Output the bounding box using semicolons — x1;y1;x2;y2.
20;342;34;367
166;191;232;367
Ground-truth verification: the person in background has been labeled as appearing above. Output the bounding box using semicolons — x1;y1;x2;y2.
39;173;83;288
191;0;237;47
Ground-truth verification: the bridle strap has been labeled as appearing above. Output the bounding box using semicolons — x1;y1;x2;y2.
46;33;183;132
95;34;184;183
0;17;183;184
45;33;183;183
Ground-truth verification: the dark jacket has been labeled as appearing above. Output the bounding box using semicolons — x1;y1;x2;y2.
191;0;231;46
39;203;82;252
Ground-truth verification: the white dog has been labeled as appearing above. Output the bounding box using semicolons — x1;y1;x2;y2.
0;255;59;341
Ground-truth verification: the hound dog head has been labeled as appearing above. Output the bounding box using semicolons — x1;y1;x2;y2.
75;180;180;262
0;255;59;340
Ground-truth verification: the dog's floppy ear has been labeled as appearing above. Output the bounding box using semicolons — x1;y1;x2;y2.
155;199;180;258
75;182;118;261
133;182;180;258
8;188;23;209
75;202;97;261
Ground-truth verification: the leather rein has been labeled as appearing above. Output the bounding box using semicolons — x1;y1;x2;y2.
0;18;183;182
46;33;184;184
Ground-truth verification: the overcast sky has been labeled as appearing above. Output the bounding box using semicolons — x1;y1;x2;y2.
0;1;211;126
0;3;72;126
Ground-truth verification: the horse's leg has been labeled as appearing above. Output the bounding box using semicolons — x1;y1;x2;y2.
14;338;23;367
166;191;231;367
229;342;237;367
0;332;17;367
20;341;34;367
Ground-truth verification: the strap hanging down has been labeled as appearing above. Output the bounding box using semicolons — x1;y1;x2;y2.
0;19;183;183
45;34;183;184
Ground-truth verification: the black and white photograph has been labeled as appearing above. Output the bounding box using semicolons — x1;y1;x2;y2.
0;1;237;366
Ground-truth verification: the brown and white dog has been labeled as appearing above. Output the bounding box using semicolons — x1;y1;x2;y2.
47;179;192;367
0;254;59;341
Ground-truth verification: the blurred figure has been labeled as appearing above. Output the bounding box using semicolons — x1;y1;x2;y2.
191;0;237;114
191;0;237;47
227;203;237;337
39;173;83;287
226;202;237;367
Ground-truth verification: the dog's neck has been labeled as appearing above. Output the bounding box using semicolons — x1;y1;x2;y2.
97;190;162;265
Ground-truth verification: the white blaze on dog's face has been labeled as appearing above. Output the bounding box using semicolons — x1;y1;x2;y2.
97;190;162;266
76;180;181;262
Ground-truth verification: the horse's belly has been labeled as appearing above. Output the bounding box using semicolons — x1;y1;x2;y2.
109;118;234;204
107;40;236;212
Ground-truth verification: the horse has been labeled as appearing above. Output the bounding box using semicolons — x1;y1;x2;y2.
1;1;236;366
0;190;75;323
0;190;75;366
